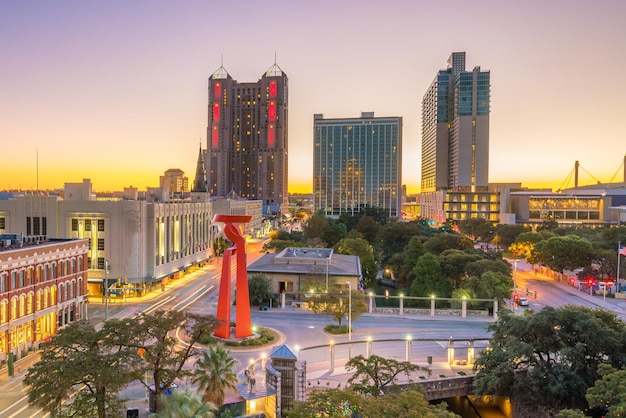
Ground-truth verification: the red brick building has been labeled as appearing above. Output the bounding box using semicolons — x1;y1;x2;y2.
0;234;89;361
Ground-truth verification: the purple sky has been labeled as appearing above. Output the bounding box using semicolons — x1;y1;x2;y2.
2;1;625;193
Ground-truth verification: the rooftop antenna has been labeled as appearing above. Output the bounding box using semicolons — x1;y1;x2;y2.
36;148;39;191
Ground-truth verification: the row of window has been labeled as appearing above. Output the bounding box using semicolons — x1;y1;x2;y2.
0;279;81;323
0;256;83;293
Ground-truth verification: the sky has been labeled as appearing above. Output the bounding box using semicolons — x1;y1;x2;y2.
2;1;625;195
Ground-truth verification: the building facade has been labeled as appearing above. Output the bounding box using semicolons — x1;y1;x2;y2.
205;63;289;216
0;235;88;361
159;168;189;197
247;247;362;302
0;180;265;296
313;112;402;218
421;52;490;193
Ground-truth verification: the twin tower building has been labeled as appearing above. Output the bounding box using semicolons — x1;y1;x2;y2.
202;52;490;219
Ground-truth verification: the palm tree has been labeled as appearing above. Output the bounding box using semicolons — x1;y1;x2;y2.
192;343;239;407
156;389;216;418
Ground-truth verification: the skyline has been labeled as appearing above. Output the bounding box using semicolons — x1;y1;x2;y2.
2;1;626;195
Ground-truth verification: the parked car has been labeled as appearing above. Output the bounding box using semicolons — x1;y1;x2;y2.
518;297;529;306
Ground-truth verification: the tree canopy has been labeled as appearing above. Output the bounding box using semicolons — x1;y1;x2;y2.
473;305;626;417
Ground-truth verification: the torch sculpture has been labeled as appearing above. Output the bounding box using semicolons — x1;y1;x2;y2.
213;214;253;339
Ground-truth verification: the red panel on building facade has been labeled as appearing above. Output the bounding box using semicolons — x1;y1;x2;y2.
268;124;275;147
212;125;219;148
268;101;276;121
213;103;220;122
269;80;276;98
214;82;221;99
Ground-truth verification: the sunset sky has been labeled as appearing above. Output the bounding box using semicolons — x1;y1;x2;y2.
2;1;625;195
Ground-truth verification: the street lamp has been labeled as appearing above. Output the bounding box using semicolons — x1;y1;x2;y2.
104;260;110;320
325;258;329;292
346;281;352;359
513;259;518;295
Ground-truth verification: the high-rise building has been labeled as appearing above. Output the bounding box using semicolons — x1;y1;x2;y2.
205;63;288;216
421;52;490;192
420;52;492;224
313;112;402;218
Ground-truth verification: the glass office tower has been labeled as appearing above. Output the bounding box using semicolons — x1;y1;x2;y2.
313;112;402;218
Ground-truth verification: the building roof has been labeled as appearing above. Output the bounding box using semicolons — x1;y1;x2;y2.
247;248;361;278
269;344;298;360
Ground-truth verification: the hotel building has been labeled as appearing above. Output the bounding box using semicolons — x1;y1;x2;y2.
313;112;402;218
205;63;289;216
420;52;494;223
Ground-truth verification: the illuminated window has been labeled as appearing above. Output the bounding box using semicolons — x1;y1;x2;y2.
0;300;7;323
11;297;17;319
19;294;25;317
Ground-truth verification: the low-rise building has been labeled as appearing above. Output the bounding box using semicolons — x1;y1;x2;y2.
247;247;362;305
0;234;88;361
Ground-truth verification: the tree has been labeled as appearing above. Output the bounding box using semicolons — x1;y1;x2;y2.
532;235;594;273
584;363;626;418
307;288;367;326
377;220;422;265
397;236;426;288
494;224;530;248
262;239;306;253
438;249;482;289
121;310;220;414
354;215;381;244
508;230;554;262
345;354;431;396
457;218;495;242
24;321;133;418
472;306;626;417
409;253;452;298
192;344;239;407
248;273;274;307
156;389;216;418
460;271;513;308
423;233;474;255
335;237;376;288
303;212;330;242
286;386;459;418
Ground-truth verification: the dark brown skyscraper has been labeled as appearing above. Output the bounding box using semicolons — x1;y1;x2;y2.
205;63;288;216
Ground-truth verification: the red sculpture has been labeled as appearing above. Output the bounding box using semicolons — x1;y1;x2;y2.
213;214;252;339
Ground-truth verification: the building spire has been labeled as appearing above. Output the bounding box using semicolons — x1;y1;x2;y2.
191;145;208;193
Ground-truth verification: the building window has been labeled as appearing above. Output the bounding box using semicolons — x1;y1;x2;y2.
33;217;41;235
11;271;17;290
0;273;6;293
97;258;105;270
19;294;25;317
27;293;33;314
42;216;47;235
0;300;7;323
27;216;31;235
85;219;92;230
19;270;25;287
98;238;105;251
98;219;105;231
72;219;79;232
11;297;17;320
0;217;5;229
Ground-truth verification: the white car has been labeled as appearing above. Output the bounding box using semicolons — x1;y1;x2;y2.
518;297;529;306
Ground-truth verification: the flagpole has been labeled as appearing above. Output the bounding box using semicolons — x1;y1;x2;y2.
618;241;622;292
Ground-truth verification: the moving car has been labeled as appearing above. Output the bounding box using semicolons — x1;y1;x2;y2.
518;297;529;306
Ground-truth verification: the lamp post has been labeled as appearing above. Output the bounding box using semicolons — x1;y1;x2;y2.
513;259;518;295
104;260;110;320
325;258;329;292
346;281;352;358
